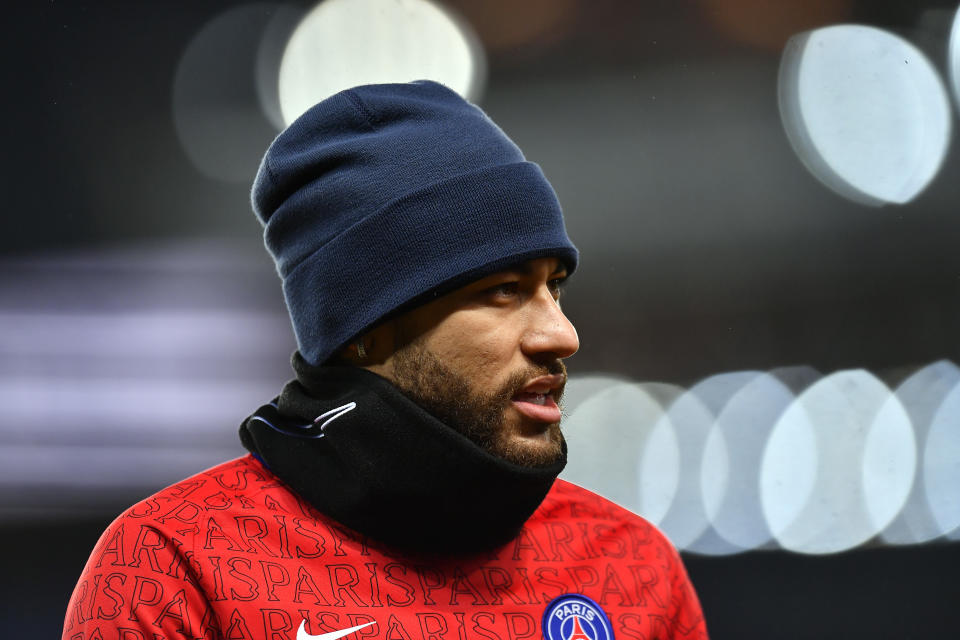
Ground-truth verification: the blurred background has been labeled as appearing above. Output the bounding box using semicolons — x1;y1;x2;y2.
5;0;960;637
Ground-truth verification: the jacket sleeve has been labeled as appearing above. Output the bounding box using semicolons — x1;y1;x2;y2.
664;543;708;639
62;514;219;640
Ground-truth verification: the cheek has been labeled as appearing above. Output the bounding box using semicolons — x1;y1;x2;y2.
427;323;516;375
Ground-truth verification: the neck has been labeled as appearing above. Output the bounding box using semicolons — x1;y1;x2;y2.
239;362;565;553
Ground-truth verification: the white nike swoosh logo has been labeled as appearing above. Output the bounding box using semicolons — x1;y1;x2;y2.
314;401;357;431
298;620;375;640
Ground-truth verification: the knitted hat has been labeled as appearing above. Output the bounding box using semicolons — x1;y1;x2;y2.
251;80;578;366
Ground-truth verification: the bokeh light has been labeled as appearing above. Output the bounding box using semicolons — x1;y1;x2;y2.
172;3;284;182
0;242;292;518
882;361;960;545
924;377;960;539
678;371;762;555
562;378;681;516
278;0;485;126
256;5;307;131
559;362;960;555
778;24;951;206
648;382;719;549
761;370;915;554
698;372;796;555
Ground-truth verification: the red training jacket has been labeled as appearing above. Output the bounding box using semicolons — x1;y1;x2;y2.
63;455;708;640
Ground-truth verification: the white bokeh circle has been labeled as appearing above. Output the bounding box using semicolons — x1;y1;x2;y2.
553;362;956;554
761;370;915;554
278;0;485;126
699;373;797;554
648;382;722;550
778;24;951;205
561;378;682;518
255;5;306;131
924;378;960;539
882;361;960;544
678;371;762;555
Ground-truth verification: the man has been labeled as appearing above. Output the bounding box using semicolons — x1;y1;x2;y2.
63;81;707;640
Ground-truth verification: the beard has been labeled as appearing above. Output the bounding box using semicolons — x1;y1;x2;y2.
390;343;567;468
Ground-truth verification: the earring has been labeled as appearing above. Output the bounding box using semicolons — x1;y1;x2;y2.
356;339;367;360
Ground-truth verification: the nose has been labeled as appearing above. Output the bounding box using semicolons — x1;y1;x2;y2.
522;288;580;360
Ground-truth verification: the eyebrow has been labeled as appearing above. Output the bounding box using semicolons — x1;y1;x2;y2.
509;261;568;276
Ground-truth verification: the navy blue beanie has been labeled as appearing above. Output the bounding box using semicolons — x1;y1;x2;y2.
251;80;578;366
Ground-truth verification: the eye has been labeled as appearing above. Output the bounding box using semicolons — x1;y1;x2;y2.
488;281;520;298
547;277;566;300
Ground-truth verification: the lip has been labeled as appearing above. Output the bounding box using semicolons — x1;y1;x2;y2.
511;374;566;423
517;374;566;395
511;394;562;423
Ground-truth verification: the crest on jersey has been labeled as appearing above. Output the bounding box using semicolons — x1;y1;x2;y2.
542;594;615;640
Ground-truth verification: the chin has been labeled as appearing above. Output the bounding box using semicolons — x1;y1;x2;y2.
493;424;564;467
516;424;559;442
506;408;554;436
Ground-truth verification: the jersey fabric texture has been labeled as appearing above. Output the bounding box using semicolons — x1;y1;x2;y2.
63;455;706;640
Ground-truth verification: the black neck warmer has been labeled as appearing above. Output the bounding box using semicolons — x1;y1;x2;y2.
238;357;565;554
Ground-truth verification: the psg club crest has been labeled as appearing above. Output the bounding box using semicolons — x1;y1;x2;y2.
542;594;615;640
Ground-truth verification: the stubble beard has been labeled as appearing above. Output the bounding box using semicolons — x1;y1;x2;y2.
390;343;567;468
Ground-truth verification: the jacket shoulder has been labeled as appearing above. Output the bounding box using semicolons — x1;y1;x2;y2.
537;479;708;638
62;455;310;639
530;478;689;572
544;478;672;539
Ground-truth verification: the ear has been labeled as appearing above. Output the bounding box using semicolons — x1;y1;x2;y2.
340;320;398;368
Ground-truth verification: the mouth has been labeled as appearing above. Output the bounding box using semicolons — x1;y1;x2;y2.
510;374;565;424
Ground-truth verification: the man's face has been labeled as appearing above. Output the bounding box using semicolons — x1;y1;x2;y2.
365;257;579;467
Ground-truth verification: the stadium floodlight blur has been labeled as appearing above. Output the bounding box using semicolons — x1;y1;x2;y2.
640;383;716;550
883;361;960;545
0;242;292;519
924;377;960;541
778;25;951;206
173;4;290;183
668;371;765;554
562;378;683;523
277;0;485;126
172;0;484;182
697;371;808;555
559;362;958;556
761;370;915;554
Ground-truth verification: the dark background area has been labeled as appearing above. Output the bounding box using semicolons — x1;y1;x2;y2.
11;1;960;383
4;1;959;637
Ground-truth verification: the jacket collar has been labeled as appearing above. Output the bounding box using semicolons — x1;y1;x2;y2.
239;359;565;553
